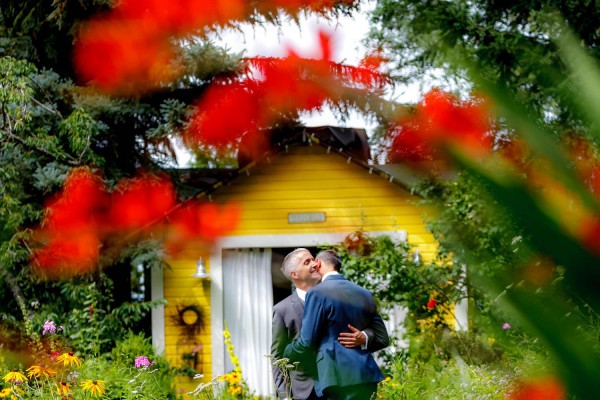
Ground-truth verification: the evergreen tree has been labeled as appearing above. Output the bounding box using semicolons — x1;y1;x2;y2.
370;0;600;132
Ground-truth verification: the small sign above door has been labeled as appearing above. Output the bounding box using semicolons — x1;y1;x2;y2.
288;212;326;224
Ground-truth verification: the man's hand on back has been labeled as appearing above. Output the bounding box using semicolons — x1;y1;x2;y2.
337;324;367;349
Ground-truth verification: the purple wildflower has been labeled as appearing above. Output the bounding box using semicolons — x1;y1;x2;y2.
42;320;56;335
502;323;511;330
134;356;151;368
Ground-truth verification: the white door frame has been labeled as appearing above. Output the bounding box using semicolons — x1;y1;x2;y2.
151;231;410;370
209;231;407;377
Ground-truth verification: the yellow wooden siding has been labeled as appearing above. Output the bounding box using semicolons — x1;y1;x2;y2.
163;259;212;394
164;145;438;392
211;147;437;257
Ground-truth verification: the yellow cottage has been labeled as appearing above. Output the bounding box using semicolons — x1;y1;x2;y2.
151;126;465;396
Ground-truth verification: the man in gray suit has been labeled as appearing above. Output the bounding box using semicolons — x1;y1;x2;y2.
271;248;389;400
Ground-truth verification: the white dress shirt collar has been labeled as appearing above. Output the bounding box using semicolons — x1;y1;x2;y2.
295;288;307;302
321;271;340;282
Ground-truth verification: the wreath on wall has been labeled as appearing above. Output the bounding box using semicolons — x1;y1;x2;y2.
172;304;206;337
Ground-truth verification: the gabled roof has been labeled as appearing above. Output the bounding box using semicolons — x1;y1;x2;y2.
172;126;420;199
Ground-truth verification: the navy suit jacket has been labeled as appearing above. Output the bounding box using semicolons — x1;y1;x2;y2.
283;275;385;396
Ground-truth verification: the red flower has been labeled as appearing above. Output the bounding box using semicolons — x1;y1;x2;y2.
185;29;387;153
50;351;60;363
509;376;565;400
426;298;437;309
115;0;245;33
196;202;241;242
32;168;241;277
418;89;492;154
388;89;493;166
73;17;177;93
44;168;108;232
33;232;100;277
108;174;176;232
387;117;439;164
164;201;241;256
185;81;262;149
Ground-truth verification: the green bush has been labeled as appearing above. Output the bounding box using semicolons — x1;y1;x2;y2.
375;346;551;400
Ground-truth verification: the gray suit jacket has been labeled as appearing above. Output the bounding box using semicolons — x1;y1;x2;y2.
271;291;389;399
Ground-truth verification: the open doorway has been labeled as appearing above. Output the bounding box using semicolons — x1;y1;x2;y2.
221;246;320;397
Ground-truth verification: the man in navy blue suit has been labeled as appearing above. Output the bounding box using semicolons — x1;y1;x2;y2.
271;248;388;400
284;249;387;400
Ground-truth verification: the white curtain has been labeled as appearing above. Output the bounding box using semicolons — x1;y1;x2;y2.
223;248;273;397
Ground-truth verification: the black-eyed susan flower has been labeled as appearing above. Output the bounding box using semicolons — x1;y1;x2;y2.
2;370;27;383
56;381;71;396
228;384;242;396
0;386;23;398
81;379;106;397
27;365;57;379
56;352;82;368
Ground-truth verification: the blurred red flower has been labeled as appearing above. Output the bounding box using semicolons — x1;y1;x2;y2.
185;29;387;153
426;298;437;309
32;169;240;277
387;118;439;164
419;89;492;153
115;0;245;32
74;0;356;94
261;56;330;113
388;89;493;166
185;82;261;149
108;174;176;232
196;202;241;242
33;232;100;278
73;18;177;93
509;376;565;400
44;168;108;232
167;202;241;243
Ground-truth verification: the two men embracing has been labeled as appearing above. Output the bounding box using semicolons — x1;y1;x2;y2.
271;248;389;400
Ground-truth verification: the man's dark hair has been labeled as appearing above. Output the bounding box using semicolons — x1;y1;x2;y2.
316;249;342;272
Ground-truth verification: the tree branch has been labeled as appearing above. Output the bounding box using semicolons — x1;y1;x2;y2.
5;129;79;166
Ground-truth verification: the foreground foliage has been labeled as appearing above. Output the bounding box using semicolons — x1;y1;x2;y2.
0;331;179;399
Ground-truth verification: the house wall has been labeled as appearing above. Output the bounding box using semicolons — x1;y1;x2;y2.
160;145;438;394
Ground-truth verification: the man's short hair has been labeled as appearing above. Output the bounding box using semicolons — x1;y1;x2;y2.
316;249;342;272
281;248;310;282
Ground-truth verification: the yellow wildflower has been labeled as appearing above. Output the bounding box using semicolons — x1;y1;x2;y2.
56;381;71;396
56;352;82;368
227;372;242;385
81;379;106;397
228;385;242;396
2;370;27;383
27;365;57;379
0;386;22;398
